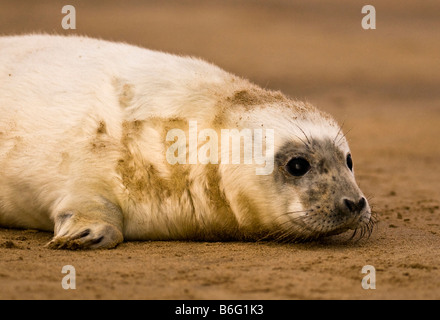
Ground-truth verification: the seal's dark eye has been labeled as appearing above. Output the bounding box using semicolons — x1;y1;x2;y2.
346;153;353;171
286;157;310;177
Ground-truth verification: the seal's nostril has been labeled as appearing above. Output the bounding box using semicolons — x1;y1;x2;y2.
344;199;356;212
358;197;366;211
344;197;366;213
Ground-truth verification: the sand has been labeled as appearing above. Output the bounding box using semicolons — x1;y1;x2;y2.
0;0;439;300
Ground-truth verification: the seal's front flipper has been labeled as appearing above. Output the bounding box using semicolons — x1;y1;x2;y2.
46;197;124;250
46;217;123;249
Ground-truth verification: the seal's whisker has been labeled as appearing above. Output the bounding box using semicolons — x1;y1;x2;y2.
280;228;306;243
336;127;353;146
294;124;312;146
349;228;358;240
367;220;374;235
333;120;346;146
294;134;311;150
350;210;378;242
270;211;310;226
261;217;309;242
282;210;312;217
360;225;366;240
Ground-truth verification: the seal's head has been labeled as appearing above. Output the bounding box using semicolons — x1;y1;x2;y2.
272;123;373;241
220;90;374;241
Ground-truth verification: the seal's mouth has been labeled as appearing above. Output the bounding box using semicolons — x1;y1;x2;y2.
320;211;377;241
269;209;377;242
346;211;377;240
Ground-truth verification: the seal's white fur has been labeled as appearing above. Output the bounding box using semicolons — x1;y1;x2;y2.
0;35;356;247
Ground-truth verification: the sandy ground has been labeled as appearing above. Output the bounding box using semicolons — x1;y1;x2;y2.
0;0;439;300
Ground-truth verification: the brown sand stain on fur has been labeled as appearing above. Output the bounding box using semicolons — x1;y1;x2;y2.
112;78;135;109
96;121;107;135
235;191;267;240
157;117;196;197
227;88;287;108
119;83;135;108
165;162;191;196
117;119;190;202
90;139;107;153
203;164;240;240
116;116;239;240
90;121;117;154
116;120;148;201
158;117;188;137
146;116;192;194
212;103;229;128
225;85;325;124
212;85;288;128
122;120;144;137
116;156;149;202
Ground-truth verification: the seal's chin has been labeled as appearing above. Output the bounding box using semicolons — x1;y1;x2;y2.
345;211;372;230
275;210;374;242
318;211;374;240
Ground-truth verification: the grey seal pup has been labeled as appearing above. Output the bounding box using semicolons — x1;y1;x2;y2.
0;35;374;249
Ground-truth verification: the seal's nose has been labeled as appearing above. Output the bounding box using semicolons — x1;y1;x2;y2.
343;197;366;214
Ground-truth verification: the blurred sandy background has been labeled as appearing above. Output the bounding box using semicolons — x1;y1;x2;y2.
0;0;439;299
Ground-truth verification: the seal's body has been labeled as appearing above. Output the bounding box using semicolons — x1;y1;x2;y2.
0;35;372;249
